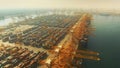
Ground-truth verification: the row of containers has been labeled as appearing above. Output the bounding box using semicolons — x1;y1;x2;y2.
0;45;48;68
0;14;82;49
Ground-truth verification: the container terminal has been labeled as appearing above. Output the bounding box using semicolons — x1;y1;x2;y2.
0;11;100;68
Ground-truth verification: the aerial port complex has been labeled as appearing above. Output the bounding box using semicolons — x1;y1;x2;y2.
0;10;100;68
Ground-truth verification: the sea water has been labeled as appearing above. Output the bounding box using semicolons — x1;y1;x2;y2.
84;14;120;68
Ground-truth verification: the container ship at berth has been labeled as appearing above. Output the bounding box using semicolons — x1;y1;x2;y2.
0;11;100;68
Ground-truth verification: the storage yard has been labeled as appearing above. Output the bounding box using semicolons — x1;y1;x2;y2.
0;12;100;68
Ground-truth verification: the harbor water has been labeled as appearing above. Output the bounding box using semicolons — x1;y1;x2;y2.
84;14;120;68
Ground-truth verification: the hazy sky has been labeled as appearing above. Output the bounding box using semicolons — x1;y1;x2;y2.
0;0;119;9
